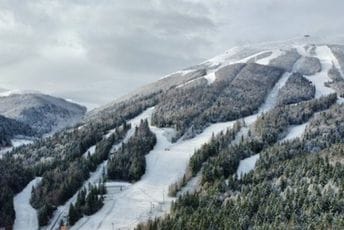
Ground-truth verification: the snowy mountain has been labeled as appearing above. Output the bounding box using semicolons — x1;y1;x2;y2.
1;40;344;230
0;93;87;136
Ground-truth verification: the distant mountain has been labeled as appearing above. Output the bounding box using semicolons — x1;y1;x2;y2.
0;93;87;136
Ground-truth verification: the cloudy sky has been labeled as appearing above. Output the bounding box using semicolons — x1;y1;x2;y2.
0;0;343;109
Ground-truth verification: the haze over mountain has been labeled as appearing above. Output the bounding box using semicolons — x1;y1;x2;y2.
0;0;343;109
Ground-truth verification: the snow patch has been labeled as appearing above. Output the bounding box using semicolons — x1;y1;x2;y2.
204;72;216;84
280;122;309;142
177;173;202;196
236;154;260;179
82;145;96;158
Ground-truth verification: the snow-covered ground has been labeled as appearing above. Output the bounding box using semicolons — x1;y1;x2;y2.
70;50;297;229
204;72;216;84
256;49;283;65
258;72;292;114
71;111;238;230
304;46;336;98
0;138;34;158
177;172;202;196
13;177;42;230
82;145;96;158
45;162;108;230
280;122;309;142
46;107;155;230
236;154;260;179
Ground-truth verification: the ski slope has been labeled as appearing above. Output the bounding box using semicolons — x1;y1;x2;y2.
45;107;155;230
304;46;336;98
13;177;42;230
72;113;238;230
70;48;297;229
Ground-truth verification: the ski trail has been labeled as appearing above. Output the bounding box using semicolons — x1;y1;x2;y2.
328;47;344;78
71;112;239;230
13;177;42;230
304;46;336;98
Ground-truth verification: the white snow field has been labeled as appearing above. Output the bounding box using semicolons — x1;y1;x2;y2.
236;154;260;179
13;177;42;230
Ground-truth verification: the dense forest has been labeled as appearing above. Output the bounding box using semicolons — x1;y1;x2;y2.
152;63;285;139
137;96;344;230
30;124;130;226
68;181;107;226
277;72;315;106
107;119;157;182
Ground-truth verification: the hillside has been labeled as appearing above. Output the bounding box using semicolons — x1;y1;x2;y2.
0;93;87;135
1;41;344;230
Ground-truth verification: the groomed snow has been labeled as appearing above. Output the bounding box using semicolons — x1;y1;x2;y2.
13;177;42;230
304;46;336;98
236;154;260;179
258;72;292;114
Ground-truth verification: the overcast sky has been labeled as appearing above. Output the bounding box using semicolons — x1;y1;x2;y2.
0;0;343;109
